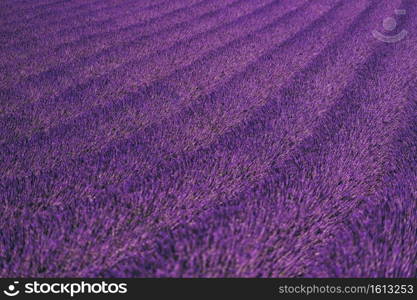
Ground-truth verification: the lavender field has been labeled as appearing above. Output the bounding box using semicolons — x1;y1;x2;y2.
0;0;416;278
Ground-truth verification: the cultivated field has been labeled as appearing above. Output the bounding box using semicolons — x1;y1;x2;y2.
0;0;416;277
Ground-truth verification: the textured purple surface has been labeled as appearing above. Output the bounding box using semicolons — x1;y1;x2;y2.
0;0;416;277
